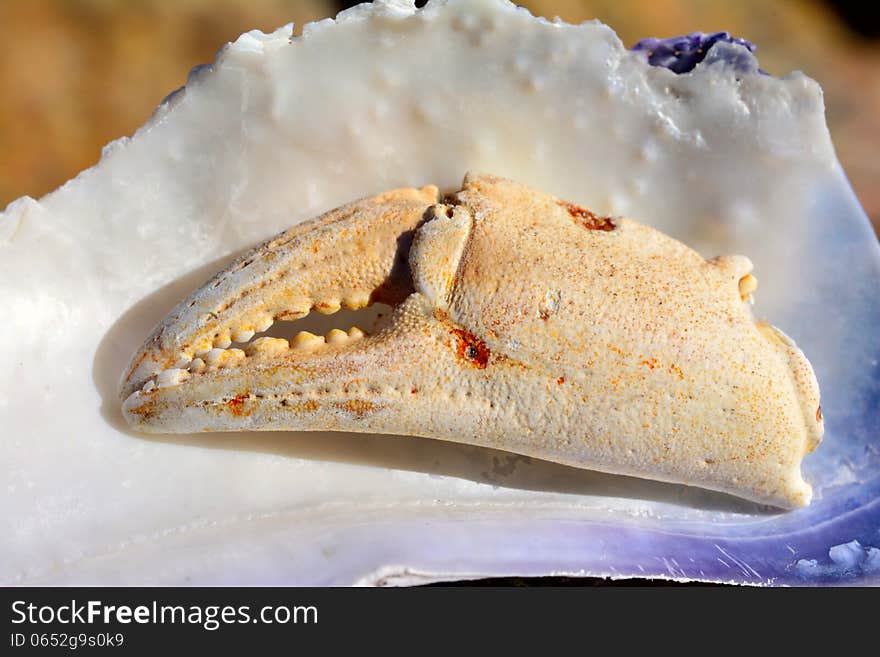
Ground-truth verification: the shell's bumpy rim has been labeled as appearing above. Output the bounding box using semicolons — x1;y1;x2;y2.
119;173;823;510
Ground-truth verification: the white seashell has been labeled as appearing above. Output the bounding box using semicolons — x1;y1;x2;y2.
0;0;877;586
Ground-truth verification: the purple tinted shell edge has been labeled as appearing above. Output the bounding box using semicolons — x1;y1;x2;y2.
631;31;764;74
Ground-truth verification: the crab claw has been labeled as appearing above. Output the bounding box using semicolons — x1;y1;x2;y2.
120;173;823;509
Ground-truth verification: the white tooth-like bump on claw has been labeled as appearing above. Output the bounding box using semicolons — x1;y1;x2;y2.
204;348;226;366
348;327;365;340
189;358;206;374
255;315;274;333
232;328;255;343
156;368;190;389
246;337;289;357
315;299;341;315
214;334;232;349
204;348;245;369
292;331;324;350
343;293;370;310
739;274;758;301
227;348;246;362
193;339;214;356
172;353;192;368
326;329;348;345
285;299;312;318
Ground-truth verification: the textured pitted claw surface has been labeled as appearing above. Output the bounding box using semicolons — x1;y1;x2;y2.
120;173;823;509
119;185;438;399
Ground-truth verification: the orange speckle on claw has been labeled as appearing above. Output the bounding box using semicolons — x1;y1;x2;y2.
226;394;249;416
128;400;156;419
339;399;379;417
558;200;615;231
450;328;490;369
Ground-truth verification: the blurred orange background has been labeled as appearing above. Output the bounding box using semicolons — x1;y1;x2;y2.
1;0;878;234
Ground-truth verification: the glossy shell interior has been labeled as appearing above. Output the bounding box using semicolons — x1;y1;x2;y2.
1;0;878;585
